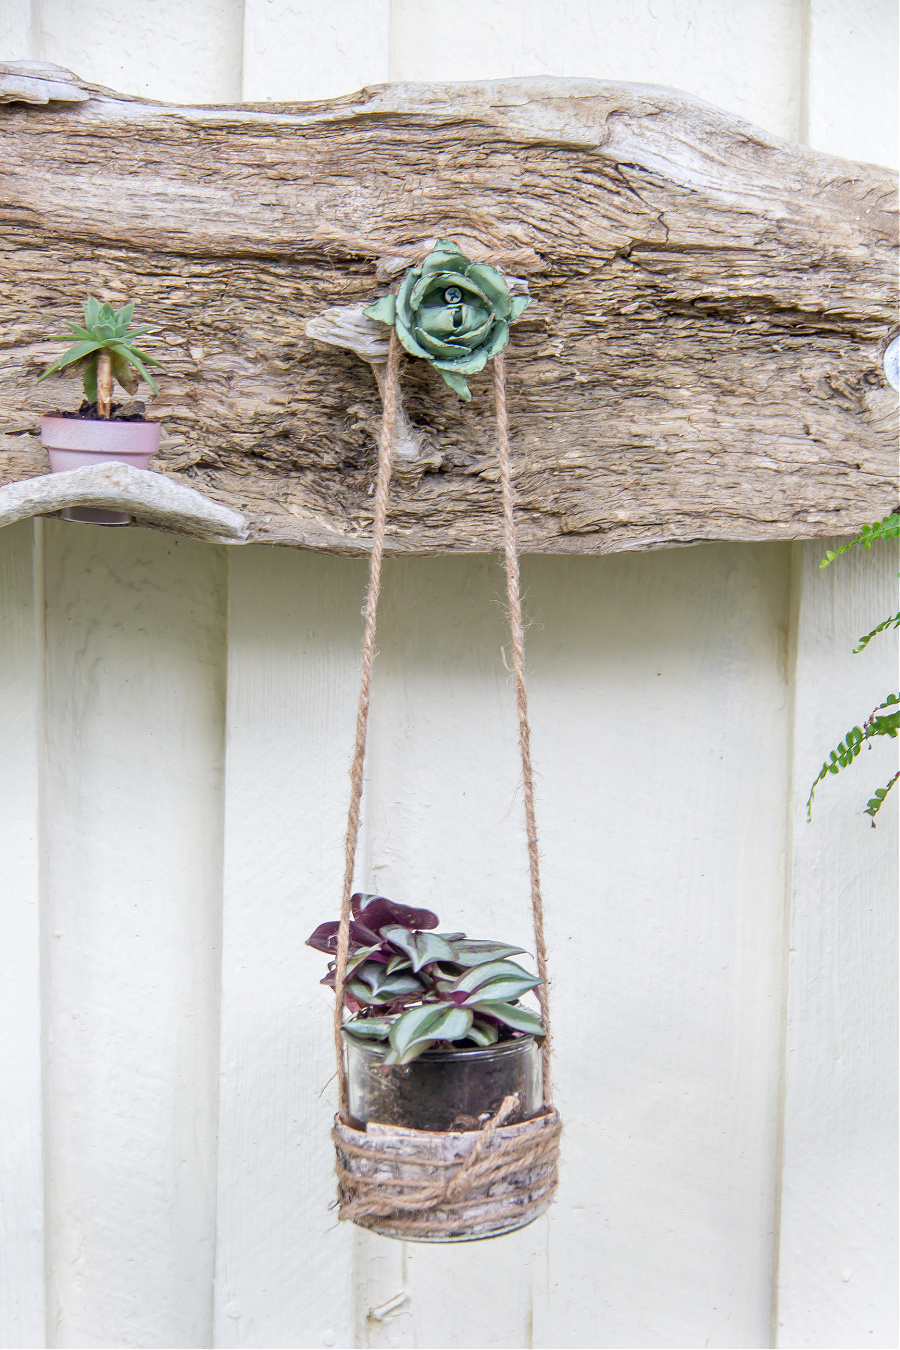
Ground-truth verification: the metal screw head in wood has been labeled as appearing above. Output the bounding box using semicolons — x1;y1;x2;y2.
884;336;900;393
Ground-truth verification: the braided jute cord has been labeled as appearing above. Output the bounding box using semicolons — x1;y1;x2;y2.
333;328;401;1117
333;336;553;1130
493;352;552;1102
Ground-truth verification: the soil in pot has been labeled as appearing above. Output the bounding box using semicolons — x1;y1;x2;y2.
344;1032;542;1132
47;400;150;422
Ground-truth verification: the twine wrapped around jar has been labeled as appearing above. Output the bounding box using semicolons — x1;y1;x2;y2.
333;1095;562;1242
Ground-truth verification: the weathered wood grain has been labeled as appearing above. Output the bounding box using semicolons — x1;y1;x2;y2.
0;67;896;554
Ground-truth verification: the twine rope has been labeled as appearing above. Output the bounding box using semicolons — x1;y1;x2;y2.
494;353;552;1103
333;329;401;1115
333;338;553;1124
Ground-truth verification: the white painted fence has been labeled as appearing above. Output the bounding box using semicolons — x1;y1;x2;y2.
0;2;897;1347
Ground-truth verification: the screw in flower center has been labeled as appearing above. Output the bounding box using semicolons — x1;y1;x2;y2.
363;237;532;401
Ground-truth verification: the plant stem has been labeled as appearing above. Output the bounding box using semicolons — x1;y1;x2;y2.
97;349;112;418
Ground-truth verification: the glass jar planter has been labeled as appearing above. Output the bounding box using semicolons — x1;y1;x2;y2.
344;1032;542;1132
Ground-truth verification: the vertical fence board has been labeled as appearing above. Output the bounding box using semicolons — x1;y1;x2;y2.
0;0;35;61
350;546;792;1349
776;539;898;1349
0;521;45;1350
34;0;244;102
774;4;899;1342
390;0;803;138
806;0;899;167
214;549;363;1349
41;521;226;1348
242;0;390;101
352;554;537;1350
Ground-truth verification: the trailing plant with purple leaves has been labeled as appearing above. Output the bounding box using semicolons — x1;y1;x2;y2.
308;893;546;1065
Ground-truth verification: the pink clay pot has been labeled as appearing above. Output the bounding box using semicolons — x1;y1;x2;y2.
40;415;161;524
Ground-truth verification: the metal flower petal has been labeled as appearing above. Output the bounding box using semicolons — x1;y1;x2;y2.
364;238;530;399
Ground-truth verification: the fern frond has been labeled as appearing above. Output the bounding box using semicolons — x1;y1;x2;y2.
807;693;900;821
864;692;900;737
820;512;900;568
865;772;900;825
854;612;900;653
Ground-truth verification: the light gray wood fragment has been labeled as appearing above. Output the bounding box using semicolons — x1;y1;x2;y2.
0;62;91;104
305;304;440;474
0;462;248;542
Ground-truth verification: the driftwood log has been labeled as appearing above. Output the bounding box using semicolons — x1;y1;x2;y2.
0;65;896;554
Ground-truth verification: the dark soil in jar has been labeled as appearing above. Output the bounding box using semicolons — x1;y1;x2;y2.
47;401;152;422
344;1033;542;1132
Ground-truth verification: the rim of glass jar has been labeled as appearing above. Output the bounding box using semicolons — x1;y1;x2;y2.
342;1030;537;1062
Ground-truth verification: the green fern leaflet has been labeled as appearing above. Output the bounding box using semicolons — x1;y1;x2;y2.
807;693;900;824
819;512;899;568
809;512;899;827
854;612;900;654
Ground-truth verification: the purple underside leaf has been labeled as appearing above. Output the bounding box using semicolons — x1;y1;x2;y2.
305;918;382;954
352;893;439;934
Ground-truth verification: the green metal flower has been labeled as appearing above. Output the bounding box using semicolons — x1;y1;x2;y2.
364;238;530;401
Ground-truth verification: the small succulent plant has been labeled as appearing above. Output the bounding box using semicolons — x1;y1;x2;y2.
308;893;546;1065
40;296;166;418
364;238;531;401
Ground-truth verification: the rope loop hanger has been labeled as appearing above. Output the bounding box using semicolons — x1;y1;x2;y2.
329;240;561;1242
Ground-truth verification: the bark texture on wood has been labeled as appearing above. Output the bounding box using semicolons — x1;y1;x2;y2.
0;67;896;554
333;1109;561;1241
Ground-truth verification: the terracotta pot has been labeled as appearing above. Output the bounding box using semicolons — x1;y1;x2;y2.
40;415;161;524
